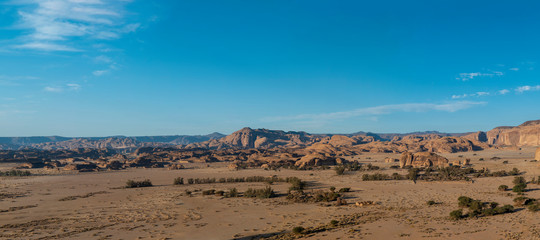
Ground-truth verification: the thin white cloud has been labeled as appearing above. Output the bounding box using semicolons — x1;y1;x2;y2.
452;85;540;98
516;85;540;93
44;83;82;93
509;68;519;71
67;83;81;91
262;101;486;122
44;86;63;92
94;55;112;63
457;71;503;81
499;89;510;95
11;0;138;51
92;69;108;76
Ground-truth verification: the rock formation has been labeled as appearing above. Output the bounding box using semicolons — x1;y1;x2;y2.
483;120;540;146
399;151;449;168
536;147;540;161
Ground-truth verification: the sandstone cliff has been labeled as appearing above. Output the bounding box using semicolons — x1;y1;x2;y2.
484;120;540;146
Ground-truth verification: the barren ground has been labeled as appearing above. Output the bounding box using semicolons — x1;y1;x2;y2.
1;148;540;240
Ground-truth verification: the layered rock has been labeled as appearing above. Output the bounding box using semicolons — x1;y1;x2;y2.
399;151;449;168
536;148;540;161
485;120;540;146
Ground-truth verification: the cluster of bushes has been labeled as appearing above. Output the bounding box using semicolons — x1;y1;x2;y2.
287;187;345;203
512;176;527;193
450;196;513;220
198;187;275;198
362;173;391;181
513;196;540;212
173;176;302;185
360;166;523;182
0;170;31;177
244;187;275;198
125;179;153;188
334;162;382;175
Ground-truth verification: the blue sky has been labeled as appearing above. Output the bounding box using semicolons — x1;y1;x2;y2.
1;0;539;137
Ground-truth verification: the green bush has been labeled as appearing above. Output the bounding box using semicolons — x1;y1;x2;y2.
125;179;153;188
513;176;526;185
227;188;239;198
173;177;184;185
528;203;540;212
288;177;306;191
338;187;351;193
0;170;32;176
334;165;346;175
329;220;339;227
449;209;463;220
458;196;473;208
512;183;527;193
427;200;436;206
244;186;275;199
408;168;419;181
498;185;508;191
292;226;305;235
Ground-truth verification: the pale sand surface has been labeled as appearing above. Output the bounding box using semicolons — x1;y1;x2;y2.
1;148;540;239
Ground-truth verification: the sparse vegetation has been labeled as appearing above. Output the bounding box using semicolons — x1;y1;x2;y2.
512;176;527;193
452;196;513;219
173;177;184;185
226;188;239;198
244;187;275;198
0;170;31;177
125;179;153;188
498;185;508;191
427;200;437;206
292;226;305;235
334;165;346;175
449;209;464;220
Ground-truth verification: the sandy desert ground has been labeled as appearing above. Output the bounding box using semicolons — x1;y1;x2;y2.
1;148;540;240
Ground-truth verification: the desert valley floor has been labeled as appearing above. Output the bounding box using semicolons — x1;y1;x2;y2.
2;148;540;240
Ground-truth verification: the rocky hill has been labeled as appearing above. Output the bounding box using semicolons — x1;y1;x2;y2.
186;128;319;149
0;133;225;150
464;120;540;147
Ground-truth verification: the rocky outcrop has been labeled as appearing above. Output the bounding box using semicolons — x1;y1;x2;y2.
485;120;540;146
399;151;449;168
536;148;540;161
294;153;337;168
187;128;317;149
463;131;488;142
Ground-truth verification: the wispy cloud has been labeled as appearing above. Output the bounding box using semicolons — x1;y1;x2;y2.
44;86;63;92
92;69;108;76
262;101;486;122
43;83;82;93
516;85;540;93
457;71;503;81
11;0;137;51
452;84;540;99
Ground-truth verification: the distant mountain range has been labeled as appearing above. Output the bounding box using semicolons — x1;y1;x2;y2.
0;133;225;150
0;119;538;151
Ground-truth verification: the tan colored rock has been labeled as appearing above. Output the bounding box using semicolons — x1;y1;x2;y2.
399;151;449;168
486;120;540;146
385;157;398;163
536;148;540;161
295;153;336;168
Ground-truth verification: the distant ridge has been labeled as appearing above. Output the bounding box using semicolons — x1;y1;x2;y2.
0;133;226;150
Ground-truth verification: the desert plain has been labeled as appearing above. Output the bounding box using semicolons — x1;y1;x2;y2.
2;147;540;240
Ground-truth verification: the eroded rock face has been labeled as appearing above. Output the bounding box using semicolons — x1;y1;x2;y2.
486;120;540;146
294;153;337;168
536;148;540;161
399;151;449;168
